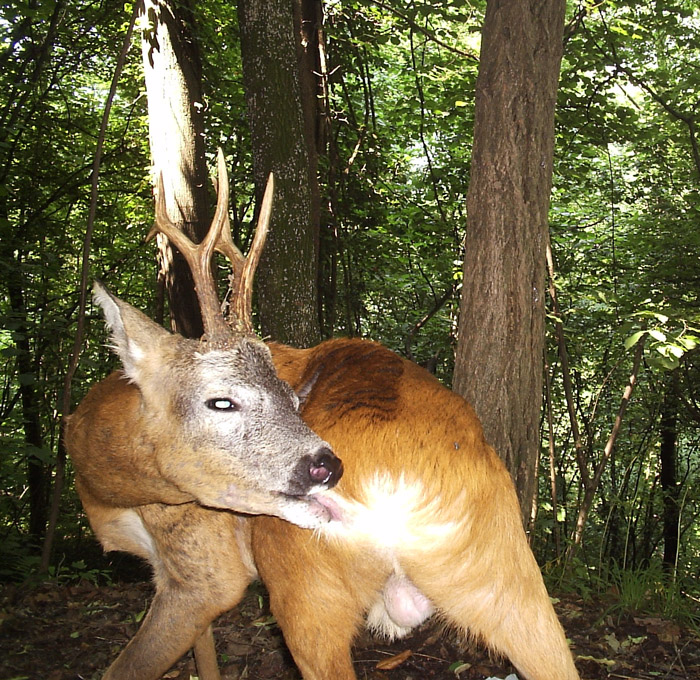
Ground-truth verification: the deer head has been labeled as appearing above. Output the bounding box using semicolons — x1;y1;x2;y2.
86;150;343;528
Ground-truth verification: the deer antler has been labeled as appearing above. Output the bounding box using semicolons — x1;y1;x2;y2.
214;171;274;330
147;148;272;346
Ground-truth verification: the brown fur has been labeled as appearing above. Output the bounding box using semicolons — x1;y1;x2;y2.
256;339;579;680
69;337;579;680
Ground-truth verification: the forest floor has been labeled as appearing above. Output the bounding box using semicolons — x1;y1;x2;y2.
1;577;699;680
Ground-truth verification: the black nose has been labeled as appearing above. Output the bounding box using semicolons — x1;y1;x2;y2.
307;446;343;487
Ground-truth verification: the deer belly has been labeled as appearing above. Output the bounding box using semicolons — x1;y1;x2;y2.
367;572;434;640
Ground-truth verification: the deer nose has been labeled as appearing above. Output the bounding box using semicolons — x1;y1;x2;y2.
307;447;343;487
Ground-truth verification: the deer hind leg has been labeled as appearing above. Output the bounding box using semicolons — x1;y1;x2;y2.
406;545;579;680
192;624;221;680
251;517;389;680
102;503;253;680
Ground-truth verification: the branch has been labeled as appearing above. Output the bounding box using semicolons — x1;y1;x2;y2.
409;30;448;225
599;10;700;179
546;231;590;488
404;283;456;361
368;0;478;61
568;338;645;558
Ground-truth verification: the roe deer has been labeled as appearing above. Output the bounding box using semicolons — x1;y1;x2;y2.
64;152;344;679
67;156;579;680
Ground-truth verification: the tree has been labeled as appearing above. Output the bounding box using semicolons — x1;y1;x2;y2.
659;373;680;573
141;0;211;338
0;0;153;571
453;0;566;524
237;0;322;346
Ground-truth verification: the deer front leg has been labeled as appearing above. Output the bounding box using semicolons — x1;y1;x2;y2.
193;625;221;680
104;586;223;680
251;517;388;680
100;504;254;680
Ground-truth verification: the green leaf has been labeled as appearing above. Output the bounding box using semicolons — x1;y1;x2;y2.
624;330;647;349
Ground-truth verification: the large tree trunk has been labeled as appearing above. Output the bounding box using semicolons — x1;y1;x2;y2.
237;0;321;347
140;0;210;338
453;0;566;524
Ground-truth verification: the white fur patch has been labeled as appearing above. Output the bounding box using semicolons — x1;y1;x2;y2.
316;473;456;551
100;508;157;562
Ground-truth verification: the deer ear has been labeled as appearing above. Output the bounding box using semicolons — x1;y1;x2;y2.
93;280;170;382
295;366;322;409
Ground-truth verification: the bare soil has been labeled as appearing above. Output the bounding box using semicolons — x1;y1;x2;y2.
1;578;698;680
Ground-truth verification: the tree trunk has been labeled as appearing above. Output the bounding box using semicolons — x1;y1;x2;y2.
453;0;566;524
6;259;49;546
141;0;210;338
659;375;679;573
237;0;321;347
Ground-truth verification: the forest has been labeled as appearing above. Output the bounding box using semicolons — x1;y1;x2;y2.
1;0;699;678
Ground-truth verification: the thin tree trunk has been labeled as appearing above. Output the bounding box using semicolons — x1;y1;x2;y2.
453;0;566;523
0;0;66;557
40;4;141;573
568;340;645;557
543;353;561;556
6;273;48;546
545;234;589;488
237;0;321;346
659;374;680;573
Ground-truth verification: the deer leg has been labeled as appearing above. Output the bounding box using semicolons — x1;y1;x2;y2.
407;542;579;680
437;581;577;680
252;517;388;680
101;504;254;680
103;585;226;680
193;625;221;680
264;567;360;680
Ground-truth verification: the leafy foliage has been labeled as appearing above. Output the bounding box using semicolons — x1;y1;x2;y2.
0;0;698;622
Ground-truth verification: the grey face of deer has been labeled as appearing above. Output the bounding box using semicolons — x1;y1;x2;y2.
93;281;343;529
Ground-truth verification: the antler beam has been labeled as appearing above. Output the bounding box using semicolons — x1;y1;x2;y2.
147;149;273;345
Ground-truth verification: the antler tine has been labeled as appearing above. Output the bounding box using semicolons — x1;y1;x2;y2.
147;160;233;346
211;152;246;302
229;173;274;330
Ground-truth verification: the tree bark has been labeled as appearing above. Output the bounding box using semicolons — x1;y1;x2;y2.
659;375;680;573
6;268;48;546
141;0;210;338
453;0;566;524
237;0;321;347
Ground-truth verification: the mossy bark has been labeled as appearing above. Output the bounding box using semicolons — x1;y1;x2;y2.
237;0;321;347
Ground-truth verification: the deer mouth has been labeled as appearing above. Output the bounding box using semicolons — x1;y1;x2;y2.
274;488;347;527
299;490;345;523
213;482;346;529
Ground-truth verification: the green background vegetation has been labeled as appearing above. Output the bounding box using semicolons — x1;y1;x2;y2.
1;0;698;622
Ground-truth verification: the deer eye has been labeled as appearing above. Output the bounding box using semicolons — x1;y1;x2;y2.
206;398;240;412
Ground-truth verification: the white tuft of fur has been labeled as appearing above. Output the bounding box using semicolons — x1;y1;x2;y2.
317;473;456;553
99;508;157;564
